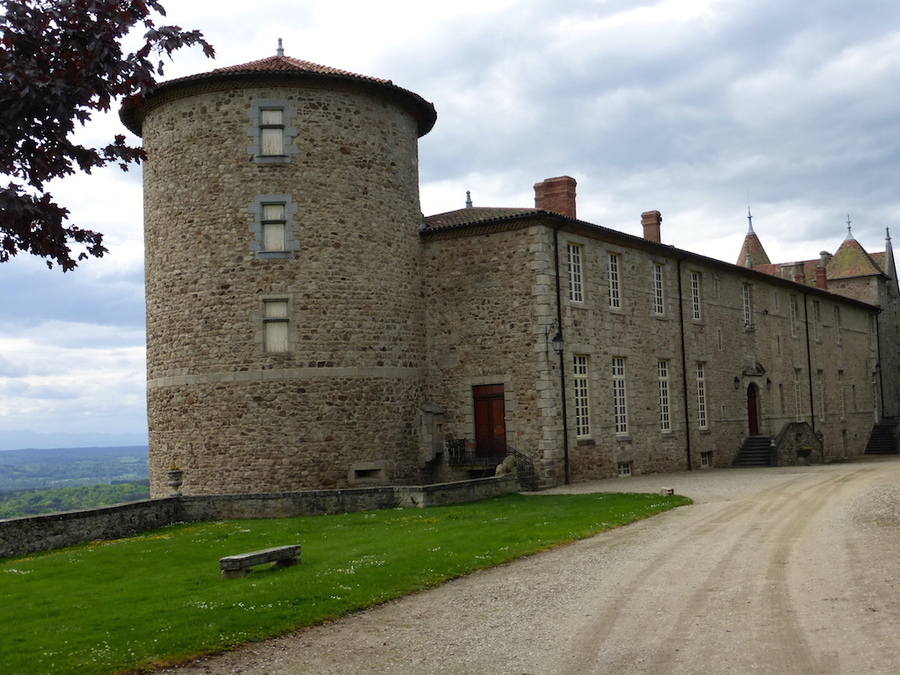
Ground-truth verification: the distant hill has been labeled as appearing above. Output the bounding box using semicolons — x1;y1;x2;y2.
0;446;149;494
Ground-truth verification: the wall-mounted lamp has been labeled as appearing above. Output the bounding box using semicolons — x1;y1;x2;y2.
766;378;772;390
551;332;564;355
733;376;740;390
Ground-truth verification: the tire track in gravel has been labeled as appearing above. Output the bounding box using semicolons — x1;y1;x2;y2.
560;467;868;674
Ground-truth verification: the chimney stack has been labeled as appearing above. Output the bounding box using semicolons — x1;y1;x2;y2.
534;176;577;219
815;266;828;289
641;210;662;243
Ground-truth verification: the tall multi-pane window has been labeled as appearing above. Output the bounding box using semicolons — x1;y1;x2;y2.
567;243;584;303
838;369;846;418
261;202;287;251
696;362;708;429
690;272;702;320
658;360;671;432
259;108;285;156
833;305;842;344
741;283;753;327
263;300;289;353
793;368;803;421
652;263;665;315
812;301;822;341
607;253;621;309
789;295;799;337
817;370;825;421
612;357;628;434
573;355;591;437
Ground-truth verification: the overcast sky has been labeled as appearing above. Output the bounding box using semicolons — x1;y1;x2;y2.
3;0;900;449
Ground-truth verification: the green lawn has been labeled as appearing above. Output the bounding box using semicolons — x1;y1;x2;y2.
0;492;690;675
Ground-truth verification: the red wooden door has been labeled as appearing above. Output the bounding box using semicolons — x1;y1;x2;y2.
473;384;506;457
747;383;760;436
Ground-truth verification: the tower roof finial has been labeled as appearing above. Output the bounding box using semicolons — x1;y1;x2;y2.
465;190;473;209
845;213;854;240
276;38;284;57
747;205;755;234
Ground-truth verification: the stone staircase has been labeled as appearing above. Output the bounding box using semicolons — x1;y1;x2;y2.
864;422;899;455
733;436;773;467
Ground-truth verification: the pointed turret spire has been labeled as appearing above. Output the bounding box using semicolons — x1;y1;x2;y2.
465;190;473;209
736;208;770;267
276;38;284;57
845;214;854;240
885;227;897;282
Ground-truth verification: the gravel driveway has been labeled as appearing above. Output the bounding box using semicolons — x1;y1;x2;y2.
155;457;900;674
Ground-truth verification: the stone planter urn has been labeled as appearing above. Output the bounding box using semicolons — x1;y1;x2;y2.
167;468;184;495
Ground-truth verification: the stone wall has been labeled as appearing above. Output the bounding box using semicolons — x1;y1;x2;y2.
140;78;428;496
0;477;518;559
422;211;882;485
773;422;824;466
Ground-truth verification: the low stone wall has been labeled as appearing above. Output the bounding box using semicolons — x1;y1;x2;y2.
774;422;824;466
0;498;179;558
0;476;519;559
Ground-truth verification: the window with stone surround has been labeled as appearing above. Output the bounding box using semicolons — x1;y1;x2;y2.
794;368;804;421
689;271;702;321
573;355;591;437
262;299;290;353
608;252;621;309
567;243;584;304
838;369;846;419
696;362;708;430
248;196;300;259
652;262;665;315
612;357;628;434
789;294;799;337
741;283;753;328
658;360;671;432
812;301;822;341
247;100;298;164
833;305;842;344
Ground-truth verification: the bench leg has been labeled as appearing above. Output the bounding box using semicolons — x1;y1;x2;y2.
271;556;300;569
221;568;250;579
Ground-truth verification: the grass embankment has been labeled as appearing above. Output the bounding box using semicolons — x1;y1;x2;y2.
0;491;690;675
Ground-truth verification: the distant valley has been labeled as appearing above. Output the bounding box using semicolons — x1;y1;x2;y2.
0;446;149;494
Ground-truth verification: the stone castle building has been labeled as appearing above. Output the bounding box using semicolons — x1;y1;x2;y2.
121;51;900;497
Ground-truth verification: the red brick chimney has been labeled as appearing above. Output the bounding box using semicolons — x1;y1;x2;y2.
534;176;576;219
815;266;828;289
641;210;662;243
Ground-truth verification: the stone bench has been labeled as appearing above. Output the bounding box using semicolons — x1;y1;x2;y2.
219;544;302;578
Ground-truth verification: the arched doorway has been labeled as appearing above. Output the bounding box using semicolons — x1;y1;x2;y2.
747;383;760;435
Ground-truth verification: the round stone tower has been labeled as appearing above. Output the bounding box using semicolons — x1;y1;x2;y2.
121;52;436;496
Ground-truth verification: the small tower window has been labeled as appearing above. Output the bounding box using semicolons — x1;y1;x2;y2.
259;108;285;156
247;100;298;163
263;300;290;353
248;195;299;259
262;203;286;251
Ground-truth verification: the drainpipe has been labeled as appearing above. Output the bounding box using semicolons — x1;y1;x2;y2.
552;225;570;484
676;257;693;471
874;307;884;422
802;293;816;435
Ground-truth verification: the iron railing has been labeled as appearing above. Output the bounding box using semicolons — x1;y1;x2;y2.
445;439;540;491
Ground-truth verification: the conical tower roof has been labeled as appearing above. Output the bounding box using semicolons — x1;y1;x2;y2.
121;50;437;137
736;218;771;267
826;229;885;279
